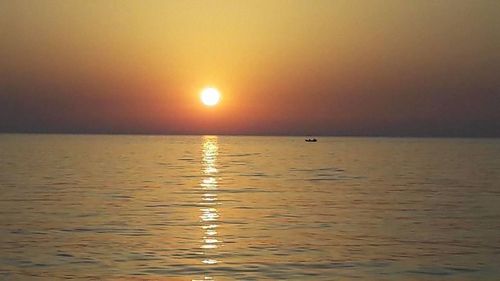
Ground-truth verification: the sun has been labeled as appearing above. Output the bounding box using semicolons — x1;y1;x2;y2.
200;87;221;107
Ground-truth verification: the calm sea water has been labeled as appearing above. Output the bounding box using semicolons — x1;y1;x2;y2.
0;134;499;280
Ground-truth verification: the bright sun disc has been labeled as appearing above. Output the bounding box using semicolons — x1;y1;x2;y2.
200;87;221;106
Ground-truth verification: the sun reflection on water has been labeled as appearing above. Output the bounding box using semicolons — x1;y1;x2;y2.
196;136;221;280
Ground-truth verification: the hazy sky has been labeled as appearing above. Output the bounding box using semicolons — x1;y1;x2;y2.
1;0;499;136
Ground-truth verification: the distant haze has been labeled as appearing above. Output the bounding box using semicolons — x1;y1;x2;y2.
1;0;499;136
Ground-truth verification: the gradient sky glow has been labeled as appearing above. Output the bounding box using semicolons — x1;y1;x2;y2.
1;0;499;136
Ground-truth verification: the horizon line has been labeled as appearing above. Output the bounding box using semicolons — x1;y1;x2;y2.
0;131;499;139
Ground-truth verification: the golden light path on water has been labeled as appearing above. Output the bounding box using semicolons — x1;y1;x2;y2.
194;136;220;281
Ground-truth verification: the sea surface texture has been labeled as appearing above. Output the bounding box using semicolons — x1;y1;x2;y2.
1;134;499;280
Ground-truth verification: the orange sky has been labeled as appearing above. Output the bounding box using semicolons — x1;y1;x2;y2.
1;0;499;136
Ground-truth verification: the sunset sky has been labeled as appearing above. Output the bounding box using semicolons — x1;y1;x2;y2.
1;0;499;136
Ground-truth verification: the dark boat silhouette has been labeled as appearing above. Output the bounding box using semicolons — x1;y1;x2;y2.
305;138;317;142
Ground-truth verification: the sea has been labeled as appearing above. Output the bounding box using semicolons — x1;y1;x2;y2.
0;134;499;280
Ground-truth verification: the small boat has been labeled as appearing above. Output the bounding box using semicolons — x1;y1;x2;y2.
305;138;317;142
